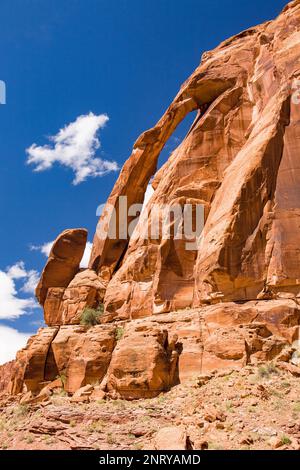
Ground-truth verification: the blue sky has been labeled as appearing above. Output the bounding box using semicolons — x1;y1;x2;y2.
0;0;288;363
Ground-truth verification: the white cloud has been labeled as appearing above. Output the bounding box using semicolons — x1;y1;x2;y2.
6;261;27;280
0;325;31;365
0;262;38;320
26;112;119;185
31;240;92;268
37;241;53;257
21;270;40;295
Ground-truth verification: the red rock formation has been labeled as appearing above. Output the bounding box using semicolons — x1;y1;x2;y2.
107;323;180;399
7;297;300;396
10;327;59;394
65;325;116;393
87;0;300;319
5;1;300;400
38;230;107;326
0;361;15;395
36;228;87;306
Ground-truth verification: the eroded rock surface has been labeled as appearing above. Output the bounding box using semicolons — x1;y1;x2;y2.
3;1;300;401
87;0;300;319
36;228;87;306
5;299;300;398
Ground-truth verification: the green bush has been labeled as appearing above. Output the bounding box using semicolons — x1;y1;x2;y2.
80;305;104;326
258;362;278;379
281;435;292;445
115;326;124;341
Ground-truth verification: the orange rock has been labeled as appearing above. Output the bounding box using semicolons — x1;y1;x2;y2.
90;387;106;401
153;426;191;450
276;362;300;377
36;228;87;307
107;323;180;399
7;1;300;401
0;361;15;395
85;0;300;318
71;384;93;402
60;269;107;325
44;269;106;326
10;327;59;394
65;325;116;393
50;325;86;374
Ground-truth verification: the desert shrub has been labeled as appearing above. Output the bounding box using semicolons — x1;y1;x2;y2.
80;305;104;326
115;326;124;341
56;373;66;386
258;362;278;379
281;435;292;445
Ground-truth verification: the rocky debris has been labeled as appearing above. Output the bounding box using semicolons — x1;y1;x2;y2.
1;364;300;450
71;384;94;403
269;436;284;449
153;426;192;450
90;387;106;401
19;388;51;405
203;407;226;423
276;362;300;377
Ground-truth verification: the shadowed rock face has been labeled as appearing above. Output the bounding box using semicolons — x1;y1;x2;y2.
3;1;300;400
87;0;300;320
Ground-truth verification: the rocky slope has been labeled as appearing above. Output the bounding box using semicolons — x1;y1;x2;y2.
1;0;300;417
1;364;300;450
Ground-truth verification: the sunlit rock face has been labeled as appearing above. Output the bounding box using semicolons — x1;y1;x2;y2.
88;0;300;320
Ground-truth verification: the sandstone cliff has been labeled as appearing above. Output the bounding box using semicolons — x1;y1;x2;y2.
2;0;300;400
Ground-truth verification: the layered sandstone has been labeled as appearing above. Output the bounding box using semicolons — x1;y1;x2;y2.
7;298;300;397
89;0;300;319
2;1;300;400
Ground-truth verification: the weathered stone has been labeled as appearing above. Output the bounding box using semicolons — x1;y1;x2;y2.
65;325;116;393
85;0;300;319
5;0;300;402
153;426;191;450
44;269;106;326
107;323;181;399
36;228;87;307
0;361;14;395
10;327;59;394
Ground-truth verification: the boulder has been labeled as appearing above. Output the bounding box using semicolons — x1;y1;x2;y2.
60;269;107;325
107;323;181;399
36;228;87;307
10;327;59;394
153;426;191;450
44;269;106;326
65;325;116;393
